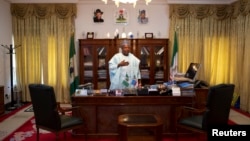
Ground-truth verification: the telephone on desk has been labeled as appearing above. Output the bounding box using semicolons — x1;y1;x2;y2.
78;83;93;89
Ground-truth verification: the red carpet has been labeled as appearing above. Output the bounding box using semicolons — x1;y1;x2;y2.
2;116;200;141
231;107;250;118
0;103;31;122
3;105;246;141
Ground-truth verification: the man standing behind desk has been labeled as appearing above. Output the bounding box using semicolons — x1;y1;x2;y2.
109;40;141;90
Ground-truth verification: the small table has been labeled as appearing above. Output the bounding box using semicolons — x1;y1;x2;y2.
118;114;163;141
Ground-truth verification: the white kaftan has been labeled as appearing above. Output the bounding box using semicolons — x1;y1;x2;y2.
109;53;141;90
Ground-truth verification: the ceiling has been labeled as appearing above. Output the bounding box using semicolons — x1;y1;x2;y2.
167;0;237;4
6;0;238;4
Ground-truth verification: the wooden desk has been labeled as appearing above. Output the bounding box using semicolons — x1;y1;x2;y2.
194;88;209;109
118;114;163;141
71;95;193;137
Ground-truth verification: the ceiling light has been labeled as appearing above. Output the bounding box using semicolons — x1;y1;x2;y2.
102;0;152;7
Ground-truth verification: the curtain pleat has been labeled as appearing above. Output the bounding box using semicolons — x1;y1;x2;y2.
12;4;76;103
11;4;76;19
169;0;250;113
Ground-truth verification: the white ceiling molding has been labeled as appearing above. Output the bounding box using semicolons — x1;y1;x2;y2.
6;0;238;4
6;0;78;3
167;0;238;4
7;0;167;4
77;0;168;4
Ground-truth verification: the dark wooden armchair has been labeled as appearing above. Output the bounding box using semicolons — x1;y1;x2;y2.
176;84;235;140
28;84;87;141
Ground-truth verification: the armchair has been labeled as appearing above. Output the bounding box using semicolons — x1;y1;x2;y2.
28;84;87;141
176;84;235;140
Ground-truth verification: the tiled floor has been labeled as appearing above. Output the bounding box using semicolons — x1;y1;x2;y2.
0;105;249;140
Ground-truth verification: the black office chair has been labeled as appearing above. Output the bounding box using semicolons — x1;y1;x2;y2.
175;84;235;141
28;84;87;141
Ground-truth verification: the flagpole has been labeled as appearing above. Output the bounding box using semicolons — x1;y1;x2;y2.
174;25;179;75
170;26;179;84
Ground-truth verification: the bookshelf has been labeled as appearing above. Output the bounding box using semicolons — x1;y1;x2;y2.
79;39;112;89
135;39;169;85
78;38;169;89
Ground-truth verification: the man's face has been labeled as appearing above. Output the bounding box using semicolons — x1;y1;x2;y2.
141;13;146;18
96;12;102;19
121;45;130;56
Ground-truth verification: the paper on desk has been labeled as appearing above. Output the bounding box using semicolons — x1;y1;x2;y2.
172;87;181;96
75;89;88;96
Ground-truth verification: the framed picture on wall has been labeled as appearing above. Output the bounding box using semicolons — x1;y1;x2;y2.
114;8;129;25
137;9;148;24
93;8;104;23
87;32;94;39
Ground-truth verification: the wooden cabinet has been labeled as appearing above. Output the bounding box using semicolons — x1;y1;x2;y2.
135;39;168;84
79;39;113;89
0;86;4;115
78;39;169;89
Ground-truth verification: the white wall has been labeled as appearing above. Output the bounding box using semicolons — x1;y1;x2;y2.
0;0;12;104
0;0;170;104
75;1;169;40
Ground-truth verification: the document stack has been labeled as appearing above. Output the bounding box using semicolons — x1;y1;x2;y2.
177;82;195;96
172;86;181;96
177;82;194;88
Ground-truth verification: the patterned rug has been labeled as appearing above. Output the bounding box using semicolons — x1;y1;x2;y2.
0;103;33;140
1;104;250;141
0;103;31;122
2;116;201;141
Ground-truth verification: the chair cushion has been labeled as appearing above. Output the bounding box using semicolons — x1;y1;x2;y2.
60;115;84;129
179;115;203;130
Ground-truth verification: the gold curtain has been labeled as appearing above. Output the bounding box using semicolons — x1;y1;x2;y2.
11;4;77;103
169;0;250;112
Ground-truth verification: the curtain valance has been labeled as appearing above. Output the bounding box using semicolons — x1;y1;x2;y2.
11;3;76;19
170;0;250;20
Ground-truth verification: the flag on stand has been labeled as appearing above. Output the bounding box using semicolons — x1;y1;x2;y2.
69;34;79;95
170;31;178;80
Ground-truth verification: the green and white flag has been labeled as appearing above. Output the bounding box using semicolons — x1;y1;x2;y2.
170;31;178;80
69;34;79;95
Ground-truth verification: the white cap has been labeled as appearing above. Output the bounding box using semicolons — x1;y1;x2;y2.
121;40;130;47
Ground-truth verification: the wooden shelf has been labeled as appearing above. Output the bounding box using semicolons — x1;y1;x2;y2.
78;39;169;89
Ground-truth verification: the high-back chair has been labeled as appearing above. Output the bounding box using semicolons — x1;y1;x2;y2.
28;84;87;141
176;84;235;140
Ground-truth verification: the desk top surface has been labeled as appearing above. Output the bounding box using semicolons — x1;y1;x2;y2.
73;88;194;97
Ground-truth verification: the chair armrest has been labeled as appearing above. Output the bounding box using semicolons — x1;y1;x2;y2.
56;103;86;121
56;103;85;118
176;106;206;122
182;106;206;114
56;102;75;115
